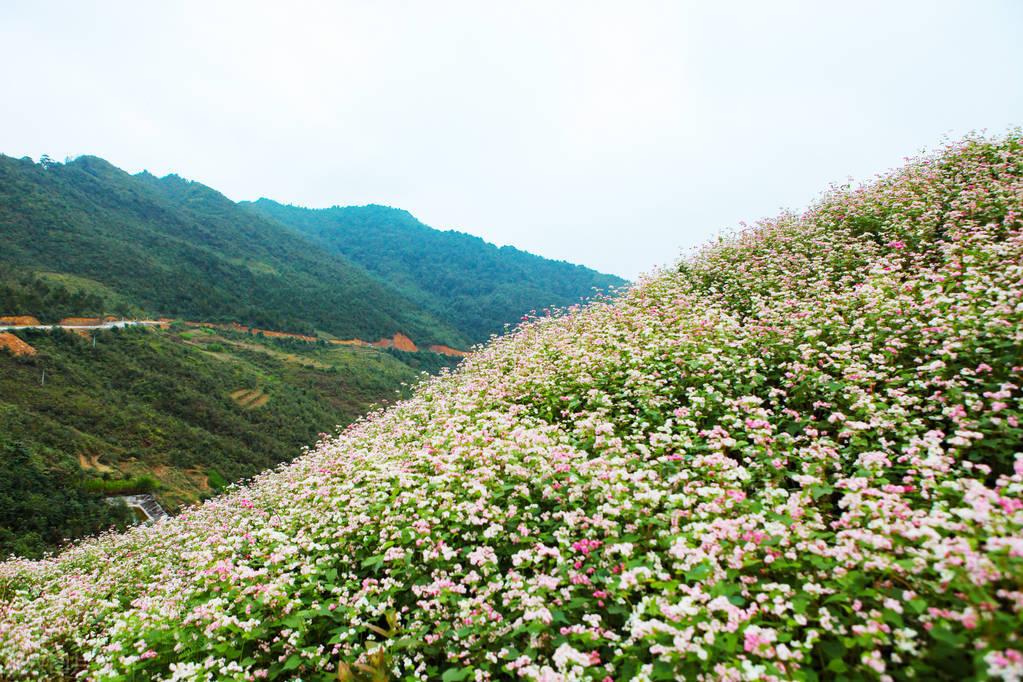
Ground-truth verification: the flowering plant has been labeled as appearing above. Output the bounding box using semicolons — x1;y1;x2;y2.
1;132;1022;680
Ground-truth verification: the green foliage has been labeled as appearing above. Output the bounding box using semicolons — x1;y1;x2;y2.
0;155;462;345
0;266;121;322
243;201;627;343
81;476;158;495
0;326;451;554
382;346;461;374
0;439;132;559
205;468;228;490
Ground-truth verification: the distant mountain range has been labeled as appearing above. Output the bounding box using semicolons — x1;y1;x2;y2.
0;154;625;348
243;200;626;343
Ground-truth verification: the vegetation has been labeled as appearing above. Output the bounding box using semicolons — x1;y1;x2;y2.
80;476;159;496
0;155;463;345
1;133;1020;679
0;265;132;323
243;200;627;343
0;326;458;557
0;438;134;561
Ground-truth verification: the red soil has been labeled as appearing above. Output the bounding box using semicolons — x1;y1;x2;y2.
428;344;470;357
1;312;470;357
392;333;418;352
369;333;419;352
0;316;41;326
337;334;467;356
60;317;104;326
0;332;36;356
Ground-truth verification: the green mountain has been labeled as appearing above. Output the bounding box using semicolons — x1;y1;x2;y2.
0;153;624;557
242;200;627;343
0;154;463;346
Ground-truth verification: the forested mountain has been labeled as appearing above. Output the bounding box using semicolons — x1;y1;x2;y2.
0;155;463;346
243;200;627;343
0;153;624;557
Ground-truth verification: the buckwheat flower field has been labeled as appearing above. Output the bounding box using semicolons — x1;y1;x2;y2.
2;133;1022;680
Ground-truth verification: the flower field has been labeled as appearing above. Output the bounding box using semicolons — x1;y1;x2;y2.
2;132;1022;680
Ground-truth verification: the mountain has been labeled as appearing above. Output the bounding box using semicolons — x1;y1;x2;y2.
3;133;1019;680
242;200;627;343
0;154;624;558
0;154;463;346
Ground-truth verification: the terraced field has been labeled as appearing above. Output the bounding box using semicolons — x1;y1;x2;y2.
230;388;270;410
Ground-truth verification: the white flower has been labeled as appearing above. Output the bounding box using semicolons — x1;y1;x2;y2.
552;643;591;670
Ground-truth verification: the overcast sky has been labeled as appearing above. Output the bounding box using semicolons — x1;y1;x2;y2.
1;1;1021;278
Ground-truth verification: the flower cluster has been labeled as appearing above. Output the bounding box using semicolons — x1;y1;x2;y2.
1;132;1022;680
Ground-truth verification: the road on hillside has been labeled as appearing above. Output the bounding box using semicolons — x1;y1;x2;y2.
0;320;162;331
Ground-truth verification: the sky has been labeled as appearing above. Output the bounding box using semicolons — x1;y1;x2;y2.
1;1;1021;279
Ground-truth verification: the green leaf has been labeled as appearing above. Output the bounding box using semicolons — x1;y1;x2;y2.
827;658;847;673
810;484;833;500
361;554;384;568
685;562;710;581
442;667;474;681
930;625;963;646
820;639;844;660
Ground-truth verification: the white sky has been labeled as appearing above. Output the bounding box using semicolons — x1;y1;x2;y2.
1;1;1021;278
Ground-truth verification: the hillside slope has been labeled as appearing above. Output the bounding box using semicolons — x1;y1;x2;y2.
2;134;1022;680
0;155;463;346
243;200;627;343
0;325;458;558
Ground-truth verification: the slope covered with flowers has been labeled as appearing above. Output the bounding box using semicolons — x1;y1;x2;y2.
2;134;1023;680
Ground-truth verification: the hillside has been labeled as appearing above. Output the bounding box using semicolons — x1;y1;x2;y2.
2;133;1022;679
243;200;627;343
0;324;459;558
0;155;463;346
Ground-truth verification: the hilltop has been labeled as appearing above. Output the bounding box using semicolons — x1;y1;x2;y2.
1;133;1021;679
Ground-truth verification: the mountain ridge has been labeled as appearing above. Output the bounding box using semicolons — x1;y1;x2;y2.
0;152;624;557
0;153;464;345
242;198;628;343
1;154;625;348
